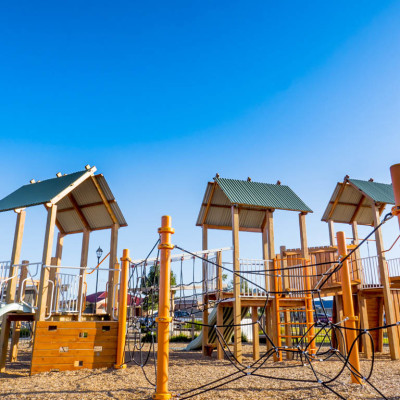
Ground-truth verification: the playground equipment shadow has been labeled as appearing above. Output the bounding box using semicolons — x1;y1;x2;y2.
1;344;400;399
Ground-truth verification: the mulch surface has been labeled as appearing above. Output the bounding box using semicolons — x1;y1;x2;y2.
1;344;400;399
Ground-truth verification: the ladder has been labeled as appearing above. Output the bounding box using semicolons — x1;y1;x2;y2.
273;257;316;361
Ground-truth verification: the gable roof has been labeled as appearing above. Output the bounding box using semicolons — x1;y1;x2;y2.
0;167;127;234
197;177;312;231
215;178;312;212
322;177;394;226
0;170;88;212
348;179;394;204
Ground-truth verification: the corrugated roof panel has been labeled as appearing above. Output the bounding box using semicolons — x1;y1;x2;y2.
215;178;312;213
212;185;231;205
206;207;232;227
340;185;362;205
0;170;88;212
96;175;115;202
238;209;265;229
349;179;394;204
57;196;73;210
83;205;113;229
57;209;85;233
110;202;127;227
72;178;102;206
357;207;374;226
330;203;357;224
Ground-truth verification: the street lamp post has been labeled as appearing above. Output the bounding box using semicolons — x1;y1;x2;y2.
95;246;103;313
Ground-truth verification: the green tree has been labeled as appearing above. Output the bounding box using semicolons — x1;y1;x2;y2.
142;263;176;312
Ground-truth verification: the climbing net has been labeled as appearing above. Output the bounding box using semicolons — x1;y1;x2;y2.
123;213;400;399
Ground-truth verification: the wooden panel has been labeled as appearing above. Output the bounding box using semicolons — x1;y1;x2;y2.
31;362;115;374
31;321;118;375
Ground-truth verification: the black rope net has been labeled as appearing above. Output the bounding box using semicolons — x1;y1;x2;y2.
123;213;400;399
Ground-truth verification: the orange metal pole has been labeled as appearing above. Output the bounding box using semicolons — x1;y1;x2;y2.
336;231;362;384
390;163;400;228
153;216;174;400
115;249;129;369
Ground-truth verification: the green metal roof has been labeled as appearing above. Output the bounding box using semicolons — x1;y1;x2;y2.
214;177;312;212
349;179;394;204
0;170;87;212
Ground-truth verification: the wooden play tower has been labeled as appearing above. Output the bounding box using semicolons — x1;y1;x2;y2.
196;175;315;362
0;165;128;373
318;175;400;359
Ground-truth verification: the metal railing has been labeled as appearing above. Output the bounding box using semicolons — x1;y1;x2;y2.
349;256;400;289
239;258;271;297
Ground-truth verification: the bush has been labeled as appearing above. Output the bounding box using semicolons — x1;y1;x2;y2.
182;320;202;331
170;334;198;343
231;333;249;343
141;332;156;343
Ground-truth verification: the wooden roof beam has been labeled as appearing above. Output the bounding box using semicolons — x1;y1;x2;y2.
350;195;365;223
201;182;217;226
327;182;347;220
90;176;118;224
67;193;91;231
57;199;116;213
204;223;262;233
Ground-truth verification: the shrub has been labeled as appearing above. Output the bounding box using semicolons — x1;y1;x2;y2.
170;334;197;343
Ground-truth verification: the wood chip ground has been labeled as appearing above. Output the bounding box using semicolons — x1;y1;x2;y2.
1;344;399;399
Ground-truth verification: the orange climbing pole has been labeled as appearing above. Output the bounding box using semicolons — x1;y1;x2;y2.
153;216;174;400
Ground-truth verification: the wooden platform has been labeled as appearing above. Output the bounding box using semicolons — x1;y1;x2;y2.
30;320;118;375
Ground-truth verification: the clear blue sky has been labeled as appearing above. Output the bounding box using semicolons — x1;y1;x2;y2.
1;1;400;291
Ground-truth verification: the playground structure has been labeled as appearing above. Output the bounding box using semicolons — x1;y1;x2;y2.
1;164;400;400
196;176;316;362
0;165;128;374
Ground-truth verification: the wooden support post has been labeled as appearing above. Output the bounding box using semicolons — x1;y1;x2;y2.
265;209;275;353
372;205;400;360
262;213;269;293
280;246;289;292
252;306;260;360
337;231;362;384
107;223;119;315
5;209;26;303
77;229;90;320
0;318;11;372
36;204;57;321
9;260;29;362
328;220;335;246
0;209;26;371
358;294;372;358
232;205;242;363
334;295;345;354
46;257;58;316
202;225;209;356
216;251;222;300
262;216;270;343
115;250;129;369
216;304;224;360
351;221;362;281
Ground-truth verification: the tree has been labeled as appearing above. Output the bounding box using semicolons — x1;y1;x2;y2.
142;263;176;312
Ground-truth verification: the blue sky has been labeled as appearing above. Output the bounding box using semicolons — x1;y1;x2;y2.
1;1;400;291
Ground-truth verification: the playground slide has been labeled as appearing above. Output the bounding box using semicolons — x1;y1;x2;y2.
184;306;248;351
0;302;34;317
